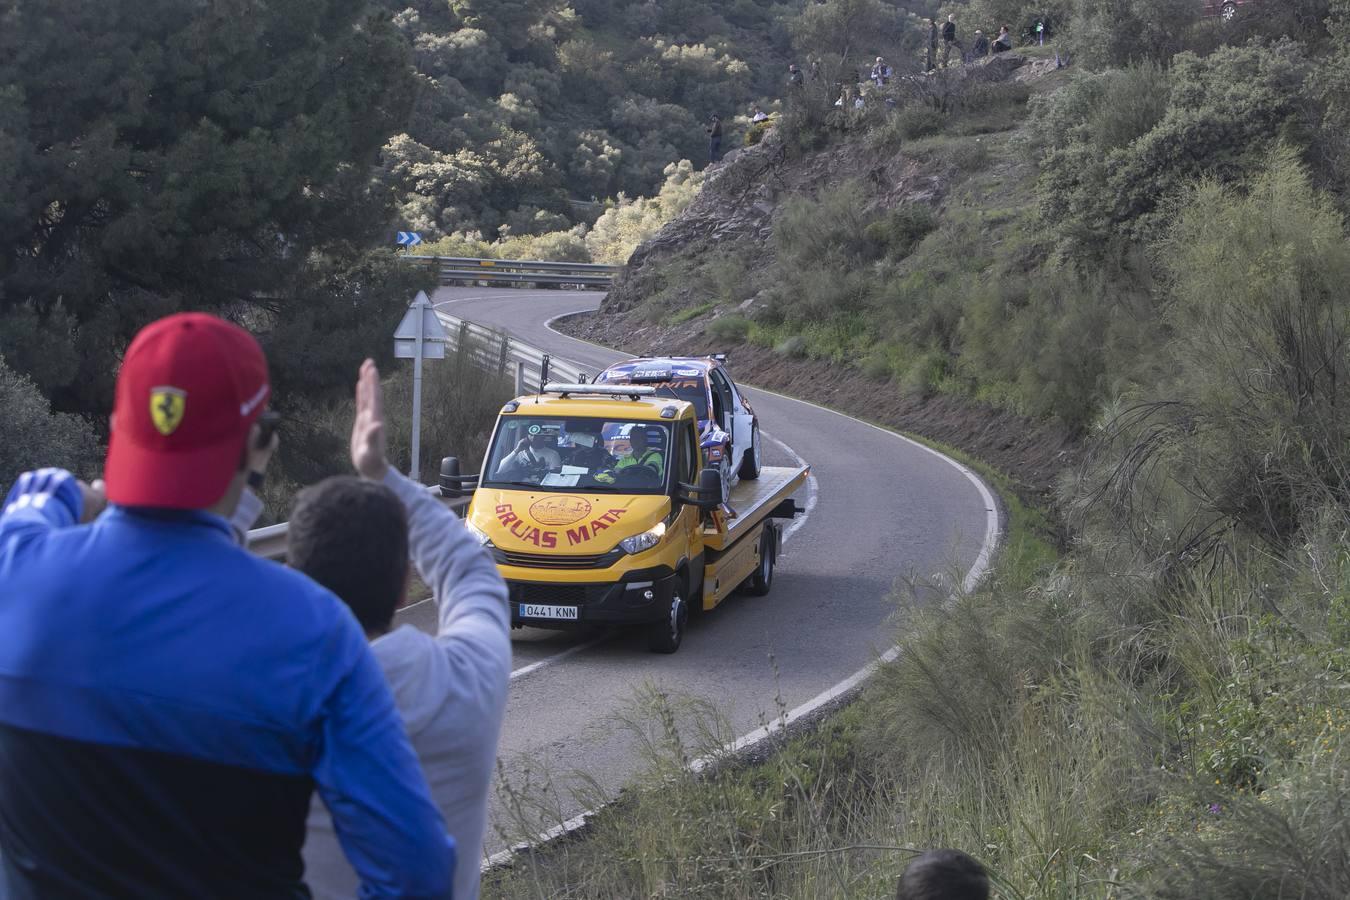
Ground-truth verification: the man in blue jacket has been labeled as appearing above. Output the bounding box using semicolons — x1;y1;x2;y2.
0;313;454;898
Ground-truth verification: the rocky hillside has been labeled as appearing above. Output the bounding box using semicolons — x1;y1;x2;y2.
558;52;1077;496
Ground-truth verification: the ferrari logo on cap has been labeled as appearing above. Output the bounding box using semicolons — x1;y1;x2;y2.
150;386;187;436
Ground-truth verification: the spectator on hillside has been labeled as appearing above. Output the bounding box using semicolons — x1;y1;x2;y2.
871;56;892;86
810;56;821;81
896;849;991;900
751;104;769;122
706;114;723;164
926;18;938;71
941;14;961;66
991;24;1013;53
972;30;990;57
788;62;804;88
293;360;511;900
0;314;452;898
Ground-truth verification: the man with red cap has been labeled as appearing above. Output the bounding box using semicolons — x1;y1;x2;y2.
0;313;454;898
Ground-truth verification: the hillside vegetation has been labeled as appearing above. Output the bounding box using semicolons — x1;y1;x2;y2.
495;1;1350;897
0;0;818;507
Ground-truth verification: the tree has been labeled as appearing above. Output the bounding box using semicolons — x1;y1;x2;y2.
790;0;897;69
0;0;416;419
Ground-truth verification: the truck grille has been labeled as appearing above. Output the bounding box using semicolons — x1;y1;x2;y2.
512;583;589;607
494;548;623;570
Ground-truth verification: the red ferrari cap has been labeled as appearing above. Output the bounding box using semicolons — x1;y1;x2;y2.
105;313;270;509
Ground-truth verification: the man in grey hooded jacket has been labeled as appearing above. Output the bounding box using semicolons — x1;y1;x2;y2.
289;359;511;900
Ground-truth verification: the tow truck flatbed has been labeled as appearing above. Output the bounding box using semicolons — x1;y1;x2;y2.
704;465;808;551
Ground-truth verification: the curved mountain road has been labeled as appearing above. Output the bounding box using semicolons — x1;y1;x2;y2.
421;287;999;859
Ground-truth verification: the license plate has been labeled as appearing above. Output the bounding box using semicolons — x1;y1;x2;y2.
520;604;579;620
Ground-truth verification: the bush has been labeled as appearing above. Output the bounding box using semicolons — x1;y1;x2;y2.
895;106;945;139
1031;44;1309;260
0;356;102;490
1068;0;1201;69
708;314;751;343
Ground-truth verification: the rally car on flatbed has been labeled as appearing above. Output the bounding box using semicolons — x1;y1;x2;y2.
593;356;761;492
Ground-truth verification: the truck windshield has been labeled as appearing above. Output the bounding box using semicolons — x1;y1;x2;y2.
481;416;673;494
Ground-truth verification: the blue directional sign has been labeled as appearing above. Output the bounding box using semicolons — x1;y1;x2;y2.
396;231;423;247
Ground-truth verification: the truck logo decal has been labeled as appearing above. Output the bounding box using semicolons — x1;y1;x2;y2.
530;496;592;526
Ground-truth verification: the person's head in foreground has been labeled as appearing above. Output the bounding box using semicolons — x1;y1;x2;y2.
289;476;409;639
896;849;990;900
105;311;273;515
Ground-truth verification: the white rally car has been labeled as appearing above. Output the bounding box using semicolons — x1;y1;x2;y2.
593;355;761;491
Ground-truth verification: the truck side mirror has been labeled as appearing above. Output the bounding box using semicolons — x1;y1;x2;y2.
439;456;462;497
678;467;722;511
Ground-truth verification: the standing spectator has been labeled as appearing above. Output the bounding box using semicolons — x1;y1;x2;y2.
991;24;1013;53
788;62;804;88
896;849;990;900
942;14;960;66
750;104;769;122
809;56;821;81
294;360;511;900
705;114;723;164
972;30;990;57
0;314;452;898
871;56;886;86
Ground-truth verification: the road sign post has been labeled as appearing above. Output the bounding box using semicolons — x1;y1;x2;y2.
396;231;423;249
393;291;447;479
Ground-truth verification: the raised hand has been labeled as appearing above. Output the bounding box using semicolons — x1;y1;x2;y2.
351;359;389;480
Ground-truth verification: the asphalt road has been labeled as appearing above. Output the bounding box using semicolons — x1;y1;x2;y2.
414;287;999;859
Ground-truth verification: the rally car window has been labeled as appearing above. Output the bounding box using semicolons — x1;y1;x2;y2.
710;369;735;413
481;417;673;494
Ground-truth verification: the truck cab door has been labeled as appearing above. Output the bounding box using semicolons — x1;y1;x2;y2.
675;418;706;597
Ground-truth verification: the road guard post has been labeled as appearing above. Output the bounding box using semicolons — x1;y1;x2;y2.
393;290;447;478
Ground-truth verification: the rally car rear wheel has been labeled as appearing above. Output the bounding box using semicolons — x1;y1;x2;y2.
647;584;688;653
739;423;762;480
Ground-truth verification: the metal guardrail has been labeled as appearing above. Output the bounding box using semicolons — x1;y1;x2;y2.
247;490;470;561
436;311;587;392
405;255;618;289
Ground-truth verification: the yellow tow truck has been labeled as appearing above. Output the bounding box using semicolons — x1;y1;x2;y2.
439;383;808;652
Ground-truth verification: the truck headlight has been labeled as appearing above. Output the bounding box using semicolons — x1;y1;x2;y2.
620;521;666;555
465;519;494;547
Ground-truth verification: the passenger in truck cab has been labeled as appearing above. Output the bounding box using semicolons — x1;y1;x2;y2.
596;424;665;484
617;425;666;479
560;419;617;472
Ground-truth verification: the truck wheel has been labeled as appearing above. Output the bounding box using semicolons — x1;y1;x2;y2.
743;527;776;596
739;423;762;480
647;585;688;653
1220;1;1236;20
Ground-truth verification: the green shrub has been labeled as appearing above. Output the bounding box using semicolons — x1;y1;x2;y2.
667;302;716;325
1068;0;1201;69
863;204;938;259
774;334;807;357
895;106;945;139
708;315;751;343
0;356;102;489
1031;44;1309;260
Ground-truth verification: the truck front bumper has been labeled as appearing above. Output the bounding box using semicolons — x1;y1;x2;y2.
508;566;679;629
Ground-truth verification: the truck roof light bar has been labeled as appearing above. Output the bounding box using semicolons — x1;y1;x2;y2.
541;382;657;400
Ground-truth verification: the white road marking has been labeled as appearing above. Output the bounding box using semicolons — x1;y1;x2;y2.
397;596;611;682
480;305;1003;874
509;633;612;681
760;430;817;548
